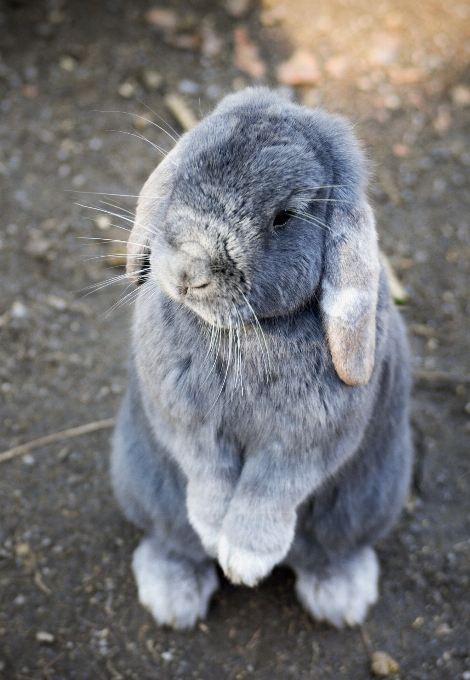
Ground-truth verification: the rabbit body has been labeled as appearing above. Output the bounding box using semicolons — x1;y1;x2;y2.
111;88;412;630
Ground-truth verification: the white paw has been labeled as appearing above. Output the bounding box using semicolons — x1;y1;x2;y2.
132;539;219;630
218;534;282;587
295;547;379;628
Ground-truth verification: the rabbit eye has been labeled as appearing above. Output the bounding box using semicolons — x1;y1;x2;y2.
273;211;292;228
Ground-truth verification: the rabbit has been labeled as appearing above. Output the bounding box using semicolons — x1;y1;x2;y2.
111;87;413;630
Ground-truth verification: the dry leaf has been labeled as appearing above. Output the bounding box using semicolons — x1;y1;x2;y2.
233;28;266;78
145;7;178;32
277;50;320;86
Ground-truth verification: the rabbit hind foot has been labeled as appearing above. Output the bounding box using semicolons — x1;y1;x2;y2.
132;538;219;630
294;547;379;628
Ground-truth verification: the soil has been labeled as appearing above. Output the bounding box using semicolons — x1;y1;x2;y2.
0;1;469;678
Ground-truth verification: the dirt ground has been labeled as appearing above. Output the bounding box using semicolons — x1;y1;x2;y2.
0;0;469;678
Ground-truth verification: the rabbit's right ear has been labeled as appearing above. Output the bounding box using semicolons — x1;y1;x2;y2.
320;202;381;386
126;149;180;285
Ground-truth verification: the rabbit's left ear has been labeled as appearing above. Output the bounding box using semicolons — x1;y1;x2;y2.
320;202;380;386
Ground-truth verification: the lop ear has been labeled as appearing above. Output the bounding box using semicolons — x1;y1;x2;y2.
126;148;180;285
320;202;380;386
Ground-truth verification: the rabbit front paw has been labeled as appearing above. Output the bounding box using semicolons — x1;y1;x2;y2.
217;535;277;586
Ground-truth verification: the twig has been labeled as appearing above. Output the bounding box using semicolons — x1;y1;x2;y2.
106;661;124;680
360;625;373;660
413;370;470;388
42;652;65;671
164;93;197;131
34;571;52;596
0;418;115;464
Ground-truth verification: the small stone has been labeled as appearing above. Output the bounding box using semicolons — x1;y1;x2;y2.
11;301;28;319
88;138;102;150
435;622;452;636
22;455;35;466
46;295;68;310
178;79;200;95
15;543;31;558
201;21;222;58
277;50;320;86
367;34;399;66
383;93;401;110
36;631;55;644
233;27;266;79
59;56;77;72
393;144;409;157
434;107;451;133
142;69;163;91
452;85;470;107
389;67;424;84
371;651;400;676
26;237;52;258
411;616;425;629
145;8;178;32
224;0;250;17
95;215;112;231
117;81;136;99
166;32;201;50
161;650;173;662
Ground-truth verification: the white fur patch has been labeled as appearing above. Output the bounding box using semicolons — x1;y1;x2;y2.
132;539;218;630
218;534;286;587
294;547;379;628
321;281;371;326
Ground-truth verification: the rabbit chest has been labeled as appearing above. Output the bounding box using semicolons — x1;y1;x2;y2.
133;284;373;468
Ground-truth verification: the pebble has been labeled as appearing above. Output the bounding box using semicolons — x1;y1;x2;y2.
145;8;178;32
371;651;400;676
95;215;112;231
411;616;425;629
277;50;320;86
88;137;102;151
117;81;136;99
435;622;452;636
36;631;55;644
223;0;250;17
178;79;200;95
59;56;77;72
11;301;28;319
22;455;35;466
142;69;163;91
15;543;31;558
452;85;470;107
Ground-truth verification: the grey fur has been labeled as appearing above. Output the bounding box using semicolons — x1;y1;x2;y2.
112;88;412;629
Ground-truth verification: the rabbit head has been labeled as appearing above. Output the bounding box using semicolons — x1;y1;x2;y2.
127;88;380;386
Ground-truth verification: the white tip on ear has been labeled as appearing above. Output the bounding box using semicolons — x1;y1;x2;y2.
321;203;380;386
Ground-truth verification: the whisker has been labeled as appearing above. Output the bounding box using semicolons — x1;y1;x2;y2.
240;291;271;378
94;107;179;144
136;99;181;142
105;129;168;157
204;322;233;418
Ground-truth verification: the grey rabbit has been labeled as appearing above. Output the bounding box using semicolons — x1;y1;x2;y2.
111;87;413;630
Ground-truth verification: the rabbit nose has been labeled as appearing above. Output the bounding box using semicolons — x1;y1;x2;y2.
171;242;212;293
